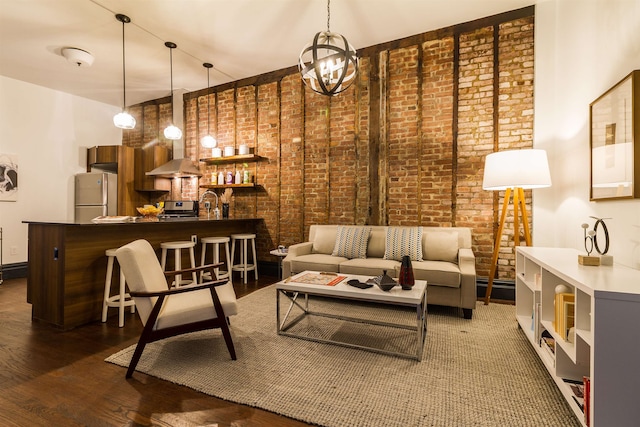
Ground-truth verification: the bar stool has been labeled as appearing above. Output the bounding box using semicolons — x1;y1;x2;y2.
230;233;258;284
160;241;197;286
102;248;135;327
200;236;231;282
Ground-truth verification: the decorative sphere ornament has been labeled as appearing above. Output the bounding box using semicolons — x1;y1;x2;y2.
298;31;358;96
555;284;570;294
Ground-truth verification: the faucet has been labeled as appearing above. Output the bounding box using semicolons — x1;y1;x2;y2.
199;189;219;219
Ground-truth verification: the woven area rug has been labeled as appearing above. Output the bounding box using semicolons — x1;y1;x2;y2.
106;285;580;427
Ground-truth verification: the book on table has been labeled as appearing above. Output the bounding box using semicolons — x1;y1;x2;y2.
293;272;348;286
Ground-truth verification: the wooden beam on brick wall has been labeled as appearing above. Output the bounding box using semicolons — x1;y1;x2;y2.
416;44;424;224
368;52;381;225
451;34;460;226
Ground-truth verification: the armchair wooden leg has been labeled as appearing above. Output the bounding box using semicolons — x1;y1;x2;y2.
126;339;149;379
219;318;237;360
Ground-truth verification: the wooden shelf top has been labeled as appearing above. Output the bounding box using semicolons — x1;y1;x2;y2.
199;183;258;189
199;154;262;164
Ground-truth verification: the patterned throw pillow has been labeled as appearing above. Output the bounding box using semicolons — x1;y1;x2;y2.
331;226;372;259
383;227;423;261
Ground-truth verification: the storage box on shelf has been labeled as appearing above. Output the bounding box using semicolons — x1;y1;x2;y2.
516;246;640;427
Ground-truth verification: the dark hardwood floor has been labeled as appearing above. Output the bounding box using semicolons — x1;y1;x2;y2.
0;274;311;427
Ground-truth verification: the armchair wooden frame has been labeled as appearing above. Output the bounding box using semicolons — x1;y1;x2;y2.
125;262;236;379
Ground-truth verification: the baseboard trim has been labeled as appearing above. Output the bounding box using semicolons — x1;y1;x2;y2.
476;277;515;301
1;262;28;281
2;261;517;304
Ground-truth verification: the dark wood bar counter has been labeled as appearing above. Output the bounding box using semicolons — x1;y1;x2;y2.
23;218;262;330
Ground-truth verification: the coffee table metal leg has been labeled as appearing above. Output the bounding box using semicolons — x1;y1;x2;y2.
416;291;428;360
277;290;308;332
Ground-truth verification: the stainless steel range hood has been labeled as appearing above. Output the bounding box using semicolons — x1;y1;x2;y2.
146;158;202;178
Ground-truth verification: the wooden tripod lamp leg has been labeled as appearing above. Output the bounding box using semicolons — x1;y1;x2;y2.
484;188;511;305
518;187;532;246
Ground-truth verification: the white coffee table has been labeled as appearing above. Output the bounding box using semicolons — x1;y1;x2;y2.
276;271;427;360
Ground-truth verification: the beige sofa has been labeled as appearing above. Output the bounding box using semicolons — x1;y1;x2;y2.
282;225;476;318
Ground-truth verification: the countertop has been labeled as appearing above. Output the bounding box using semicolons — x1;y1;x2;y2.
22;217;260;226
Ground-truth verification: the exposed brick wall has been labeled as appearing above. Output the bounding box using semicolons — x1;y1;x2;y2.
420;37;455;226
122;10;535;281
279;74;305;245
255;82;279;257
494;18;535;279
387;46;421;226
457;26;496;278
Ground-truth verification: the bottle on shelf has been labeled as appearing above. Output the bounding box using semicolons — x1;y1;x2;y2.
217;171;224;185
235;170;241;184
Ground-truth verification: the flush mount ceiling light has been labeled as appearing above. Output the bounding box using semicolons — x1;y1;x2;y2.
61;47;94;67
298;0;358;96
163;41;182;140
200;62;217;148
113;14;136;130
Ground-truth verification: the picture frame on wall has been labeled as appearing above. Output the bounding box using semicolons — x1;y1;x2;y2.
590;70;640;200
0;153;18;202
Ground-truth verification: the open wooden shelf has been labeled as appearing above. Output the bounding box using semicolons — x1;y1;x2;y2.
199;154;262;165
199;183;259;189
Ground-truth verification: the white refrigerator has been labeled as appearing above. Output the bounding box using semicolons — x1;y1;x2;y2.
74;172;118;221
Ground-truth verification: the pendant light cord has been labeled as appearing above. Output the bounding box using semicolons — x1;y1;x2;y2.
207;67;210;135
170;47;173;114
121;19;126;109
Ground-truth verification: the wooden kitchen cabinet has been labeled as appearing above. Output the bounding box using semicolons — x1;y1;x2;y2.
134;145;171;192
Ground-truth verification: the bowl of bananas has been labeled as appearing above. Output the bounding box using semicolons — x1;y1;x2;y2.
136;205;163;221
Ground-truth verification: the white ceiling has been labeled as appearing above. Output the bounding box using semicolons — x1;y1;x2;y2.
0;0;535;107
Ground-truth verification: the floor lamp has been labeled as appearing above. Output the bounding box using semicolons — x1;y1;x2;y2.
482;149;551;304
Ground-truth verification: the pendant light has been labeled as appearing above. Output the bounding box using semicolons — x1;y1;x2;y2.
163;41;182;140
200;62;217;148
113;14;136;129
298;0;358;96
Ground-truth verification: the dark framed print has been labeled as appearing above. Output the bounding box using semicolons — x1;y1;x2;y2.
590;70;640;200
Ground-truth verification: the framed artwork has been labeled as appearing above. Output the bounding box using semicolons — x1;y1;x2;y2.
590;70;639;200
0;153;18;202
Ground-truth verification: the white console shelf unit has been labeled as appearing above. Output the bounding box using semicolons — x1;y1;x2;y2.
515;246;640;427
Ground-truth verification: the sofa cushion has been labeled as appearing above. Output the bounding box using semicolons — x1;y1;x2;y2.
312;226;338;254
384;227;423;261
367;227;387;258
410;260;461;288
424;231;459;263
290;254;346;274
332;226;372;259
339;258;400;277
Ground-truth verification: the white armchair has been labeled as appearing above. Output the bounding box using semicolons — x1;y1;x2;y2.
115;239;238;378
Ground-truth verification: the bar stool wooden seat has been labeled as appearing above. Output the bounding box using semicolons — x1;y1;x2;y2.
160;241;197;286
230;233;258;284
200;236;231;282
102;248;135;327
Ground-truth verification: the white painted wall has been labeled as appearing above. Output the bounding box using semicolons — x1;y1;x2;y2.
0;75;121;265
533;0;640;269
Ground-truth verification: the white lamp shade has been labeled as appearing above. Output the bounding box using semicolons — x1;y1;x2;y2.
164;124;182;140
201;135;217;148
113;112;136;129
483;149;552;190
